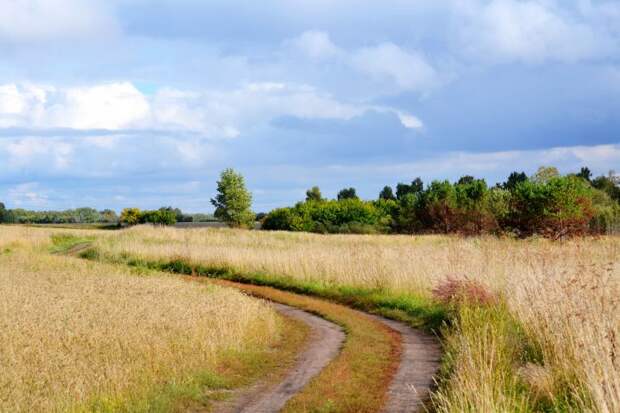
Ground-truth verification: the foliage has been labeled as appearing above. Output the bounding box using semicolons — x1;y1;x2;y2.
120;208;142;226
576;167;592;182
503;171;528;190
592;173;620;203
211;168;254;228
379;186;395;200
1;207;118;224
263;198;391;234
264;166;617;238
531;166;560;184
396;178;423;200
120;208;177;226
305;186;323;202
508;176;595;238
337;187;358;200
141;209;177;226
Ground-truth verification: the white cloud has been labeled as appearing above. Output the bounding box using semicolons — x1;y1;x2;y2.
6;182;50;207
0;80;423;138
351;43;440;91
5;137;74;170
364;143;620;181
47;83;150;129
395;112;424;129
288;30;342;59
455;0;618;63
0;82;149;130
0;0;118;44
288;31;441;93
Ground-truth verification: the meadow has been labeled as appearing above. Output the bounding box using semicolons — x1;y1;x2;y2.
0;227;284;412
87;226;619;413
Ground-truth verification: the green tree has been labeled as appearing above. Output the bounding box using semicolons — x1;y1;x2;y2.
120;208;142;226
305;186;324;202
576;167;592;182
337;187;358;200
457;175;475;185
141;209;176;225
509;176;595;238
396;178;423;200
0;202;6;223
211;168;254;228
99;209;118;223
532;166;560;183
379;186;395;200
503;171;528;191
592;172;620;203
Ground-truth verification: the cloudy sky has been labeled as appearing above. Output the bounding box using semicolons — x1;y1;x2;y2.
1;0;619;212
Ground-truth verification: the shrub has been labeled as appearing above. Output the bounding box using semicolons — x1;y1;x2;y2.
262;199;391;234
509;176;595;238
120;208;142;226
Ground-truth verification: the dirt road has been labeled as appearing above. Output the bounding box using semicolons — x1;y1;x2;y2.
213;302;345;413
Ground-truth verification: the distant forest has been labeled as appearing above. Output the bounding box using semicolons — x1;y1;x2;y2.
2;166;619;238
262;167;620;238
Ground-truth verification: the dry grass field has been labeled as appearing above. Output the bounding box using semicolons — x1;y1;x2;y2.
90;226;619;413
0;227;282;412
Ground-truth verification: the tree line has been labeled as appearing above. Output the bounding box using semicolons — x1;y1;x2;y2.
2;166;619;238
262;167;620;238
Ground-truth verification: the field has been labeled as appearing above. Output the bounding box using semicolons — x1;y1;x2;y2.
86;226;619;412
0;227;285;412
1;225;618;412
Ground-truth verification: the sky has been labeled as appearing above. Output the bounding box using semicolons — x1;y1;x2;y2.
0;0;619;212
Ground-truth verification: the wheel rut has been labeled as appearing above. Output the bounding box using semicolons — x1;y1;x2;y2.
209;280;441;413
212;302;345;413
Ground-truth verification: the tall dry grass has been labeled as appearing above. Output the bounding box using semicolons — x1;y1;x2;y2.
93;226;620;412
0;227;280;412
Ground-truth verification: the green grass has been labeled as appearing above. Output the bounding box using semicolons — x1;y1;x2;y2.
49;233;96;254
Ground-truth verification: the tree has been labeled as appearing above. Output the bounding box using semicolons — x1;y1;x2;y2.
120;208;142;226
379;186;395;200
576;167;592;182
592;173;620;203
396;178;423;200
211;168;254;228
141;209;177;225
337;187;358;200
457;175;475;185
532;166;560;184
99;209;118;223
305;186;323;202
509;176;595;238
503;172;528;191
0;202;5;223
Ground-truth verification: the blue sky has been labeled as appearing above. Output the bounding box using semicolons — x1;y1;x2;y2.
0;0;619;212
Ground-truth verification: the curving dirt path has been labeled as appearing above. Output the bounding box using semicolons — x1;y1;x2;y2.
213;302;345;413
373;316;442;413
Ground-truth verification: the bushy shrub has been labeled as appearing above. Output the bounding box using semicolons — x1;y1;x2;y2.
262;167;616;238
509;176;595;238
120;208;177;226
262;198;390;234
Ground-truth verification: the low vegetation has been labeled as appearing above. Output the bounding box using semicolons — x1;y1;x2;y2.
0;227;289;413
263;167;620;238
85;226;619;412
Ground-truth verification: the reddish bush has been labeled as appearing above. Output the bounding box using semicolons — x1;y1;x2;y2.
432;277;497;306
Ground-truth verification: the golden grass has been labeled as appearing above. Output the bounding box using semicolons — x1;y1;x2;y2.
92;226;620;412
0;227;281;412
